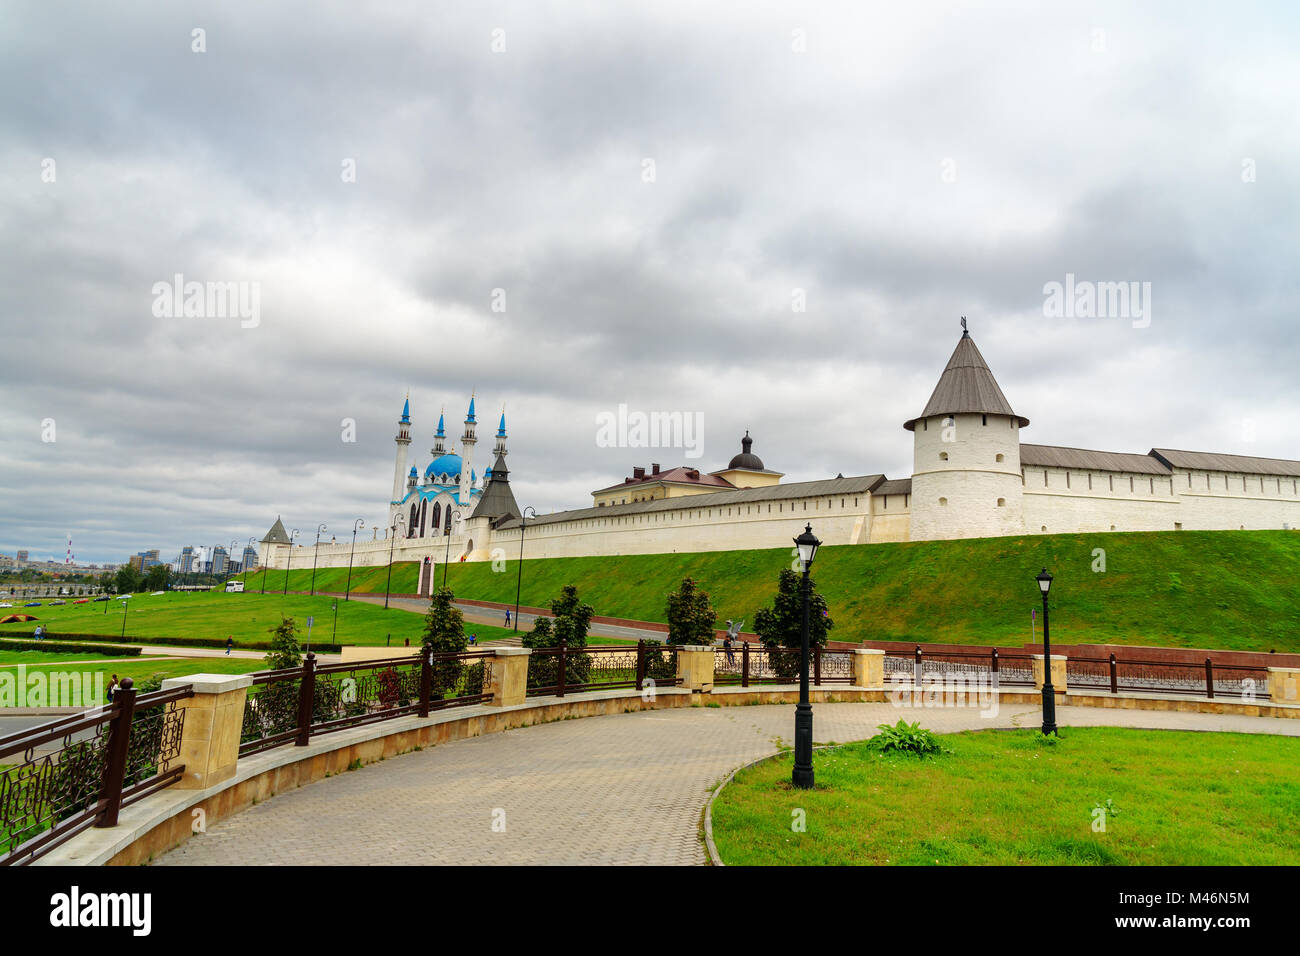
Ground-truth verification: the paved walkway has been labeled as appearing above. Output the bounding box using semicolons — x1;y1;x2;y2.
153;701;1300;866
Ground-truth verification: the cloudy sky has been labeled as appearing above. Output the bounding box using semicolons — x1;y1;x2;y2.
2;1;1298;563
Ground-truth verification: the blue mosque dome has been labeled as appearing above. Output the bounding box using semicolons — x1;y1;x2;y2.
426;453;463;481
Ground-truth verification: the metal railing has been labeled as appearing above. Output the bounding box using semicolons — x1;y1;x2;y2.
239;649;495;757
882;646;1037;687
713;643;854;687
0;679;192;866
525;641;682;697
1066;654;1270;700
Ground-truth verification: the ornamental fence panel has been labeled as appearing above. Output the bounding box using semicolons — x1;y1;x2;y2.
882;647;1036;687
1066;655;1270;700
0;681;191;866
525;642;681;697
713;643;853;686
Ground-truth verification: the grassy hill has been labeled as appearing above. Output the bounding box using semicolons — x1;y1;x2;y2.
242;529;1300;652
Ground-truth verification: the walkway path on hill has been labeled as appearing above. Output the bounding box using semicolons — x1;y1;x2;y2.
345;593;665;643
152;702;1300;867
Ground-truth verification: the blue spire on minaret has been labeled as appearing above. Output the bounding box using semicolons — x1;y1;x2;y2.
436;412;445;437
400;396;410;423
497;411;506;437
467;396;476;422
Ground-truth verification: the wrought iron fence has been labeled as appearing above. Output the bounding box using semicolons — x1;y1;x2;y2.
883;647;1036;687
1067;655;1270;700
0;679;191;866
525;641;682;697
239;649;495;757
713;643;853;686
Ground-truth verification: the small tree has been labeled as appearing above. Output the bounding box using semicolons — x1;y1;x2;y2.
265;615;303;670
114;564;142;596
666;577;716;645
520;586;594;688
143;563;169;592
753;568;834;681
421;588;468;695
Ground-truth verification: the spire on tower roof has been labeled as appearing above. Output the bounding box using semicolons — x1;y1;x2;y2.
466;395;476;422
436;411;445;437
903;329;1029;431
497;409;506;437
400;395;410;423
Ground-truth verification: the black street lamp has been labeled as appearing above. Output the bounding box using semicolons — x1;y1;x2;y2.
120;597;130;637
792;523;821;790
512;506;537;633
344;518;364;601
1036;567;1057;736
331;599;339;644
441;510;462;589
283;528;299;596
383;514;405;610
245;537;257;588
310;523;327;596
260;544;270;594
226;539;238;587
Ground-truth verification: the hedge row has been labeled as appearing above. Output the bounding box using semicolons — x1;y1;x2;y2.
18;632;346;655
0;638;143;657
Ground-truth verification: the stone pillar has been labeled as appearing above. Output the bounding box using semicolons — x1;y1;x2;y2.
676;645;715;693
1268;667;1300;703
161;673;252;790
1031;654;1068;692
851;648;884;687
486;647;530;707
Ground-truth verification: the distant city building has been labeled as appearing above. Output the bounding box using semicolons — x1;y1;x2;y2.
16;550;28;565
178;546;196;574
211;547;229;576
242;545;259;571
129;549;163;572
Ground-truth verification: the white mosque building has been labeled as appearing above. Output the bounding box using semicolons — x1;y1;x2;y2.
259;327;1300;577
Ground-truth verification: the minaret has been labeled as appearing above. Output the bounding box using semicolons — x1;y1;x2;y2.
391;394;412;503
493;408;508;459
458;396;477;509
431;409;447;458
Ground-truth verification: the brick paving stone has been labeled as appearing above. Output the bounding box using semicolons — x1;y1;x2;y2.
154;701;1300;866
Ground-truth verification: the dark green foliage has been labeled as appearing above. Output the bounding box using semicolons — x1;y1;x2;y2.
522;586;595;689
264;616;303;670
869;719;947;756
753;568;833;680
420;588;468;696
666;577;716;645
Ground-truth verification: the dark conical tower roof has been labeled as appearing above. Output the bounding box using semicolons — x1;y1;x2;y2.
903;328;1028;431
262;516;292;544
471;453;520;524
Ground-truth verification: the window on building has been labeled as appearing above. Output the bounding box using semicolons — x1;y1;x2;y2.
939;497;948;506
1041;525;1047;532
1044;471;1049;487
1149;477;1154;494
996;453;1004;463
997;498;1006;507
882;496;887;509
1066;473;1071;489
1129;476;1134;492
982;414;987;426
904;494;909;506
939;452;949;461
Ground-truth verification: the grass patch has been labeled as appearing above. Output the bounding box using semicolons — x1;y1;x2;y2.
710;727;1300;865
239;529;1300;651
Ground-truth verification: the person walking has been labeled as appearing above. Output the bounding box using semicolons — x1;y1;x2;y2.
106;674;119;703
225;635;234;656
504;608;511;628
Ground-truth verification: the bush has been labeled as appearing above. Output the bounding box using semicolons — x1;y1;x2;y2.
666;577;716;646
869;719;948;756
264;616;303;670
0;639;141;657
753;568;834;681
420;588;468;696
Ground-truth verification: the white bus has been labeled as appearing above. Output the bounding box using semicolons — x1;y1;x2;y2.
224;580;245;593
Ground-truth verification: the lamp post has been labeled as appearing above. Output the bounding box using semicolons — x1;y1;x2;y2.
120;597;130;637
512;506;537;633
441;510;462;589
283;528;299;596
331;600;339;644
1036;567;1057;736
383;514;405;610
344;518;364;601
310;523;327;596
226;540;238;587
792;523;821;790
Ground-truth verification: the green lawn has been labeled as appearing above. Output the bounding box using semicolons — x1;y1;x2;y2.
239;529;1300;651
710;727;1300;865
0;592;632;660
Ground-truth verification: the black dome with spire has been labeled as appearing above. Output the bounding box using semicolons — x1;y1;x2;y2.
727;431;765;470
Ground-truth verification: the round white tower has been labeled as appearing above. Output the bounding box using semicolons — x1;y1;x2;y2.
904;324;1028;541
458;396;477;519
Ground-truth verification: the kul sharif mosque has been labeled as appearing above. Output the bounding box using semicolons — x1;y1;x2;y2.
387;396;520;541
